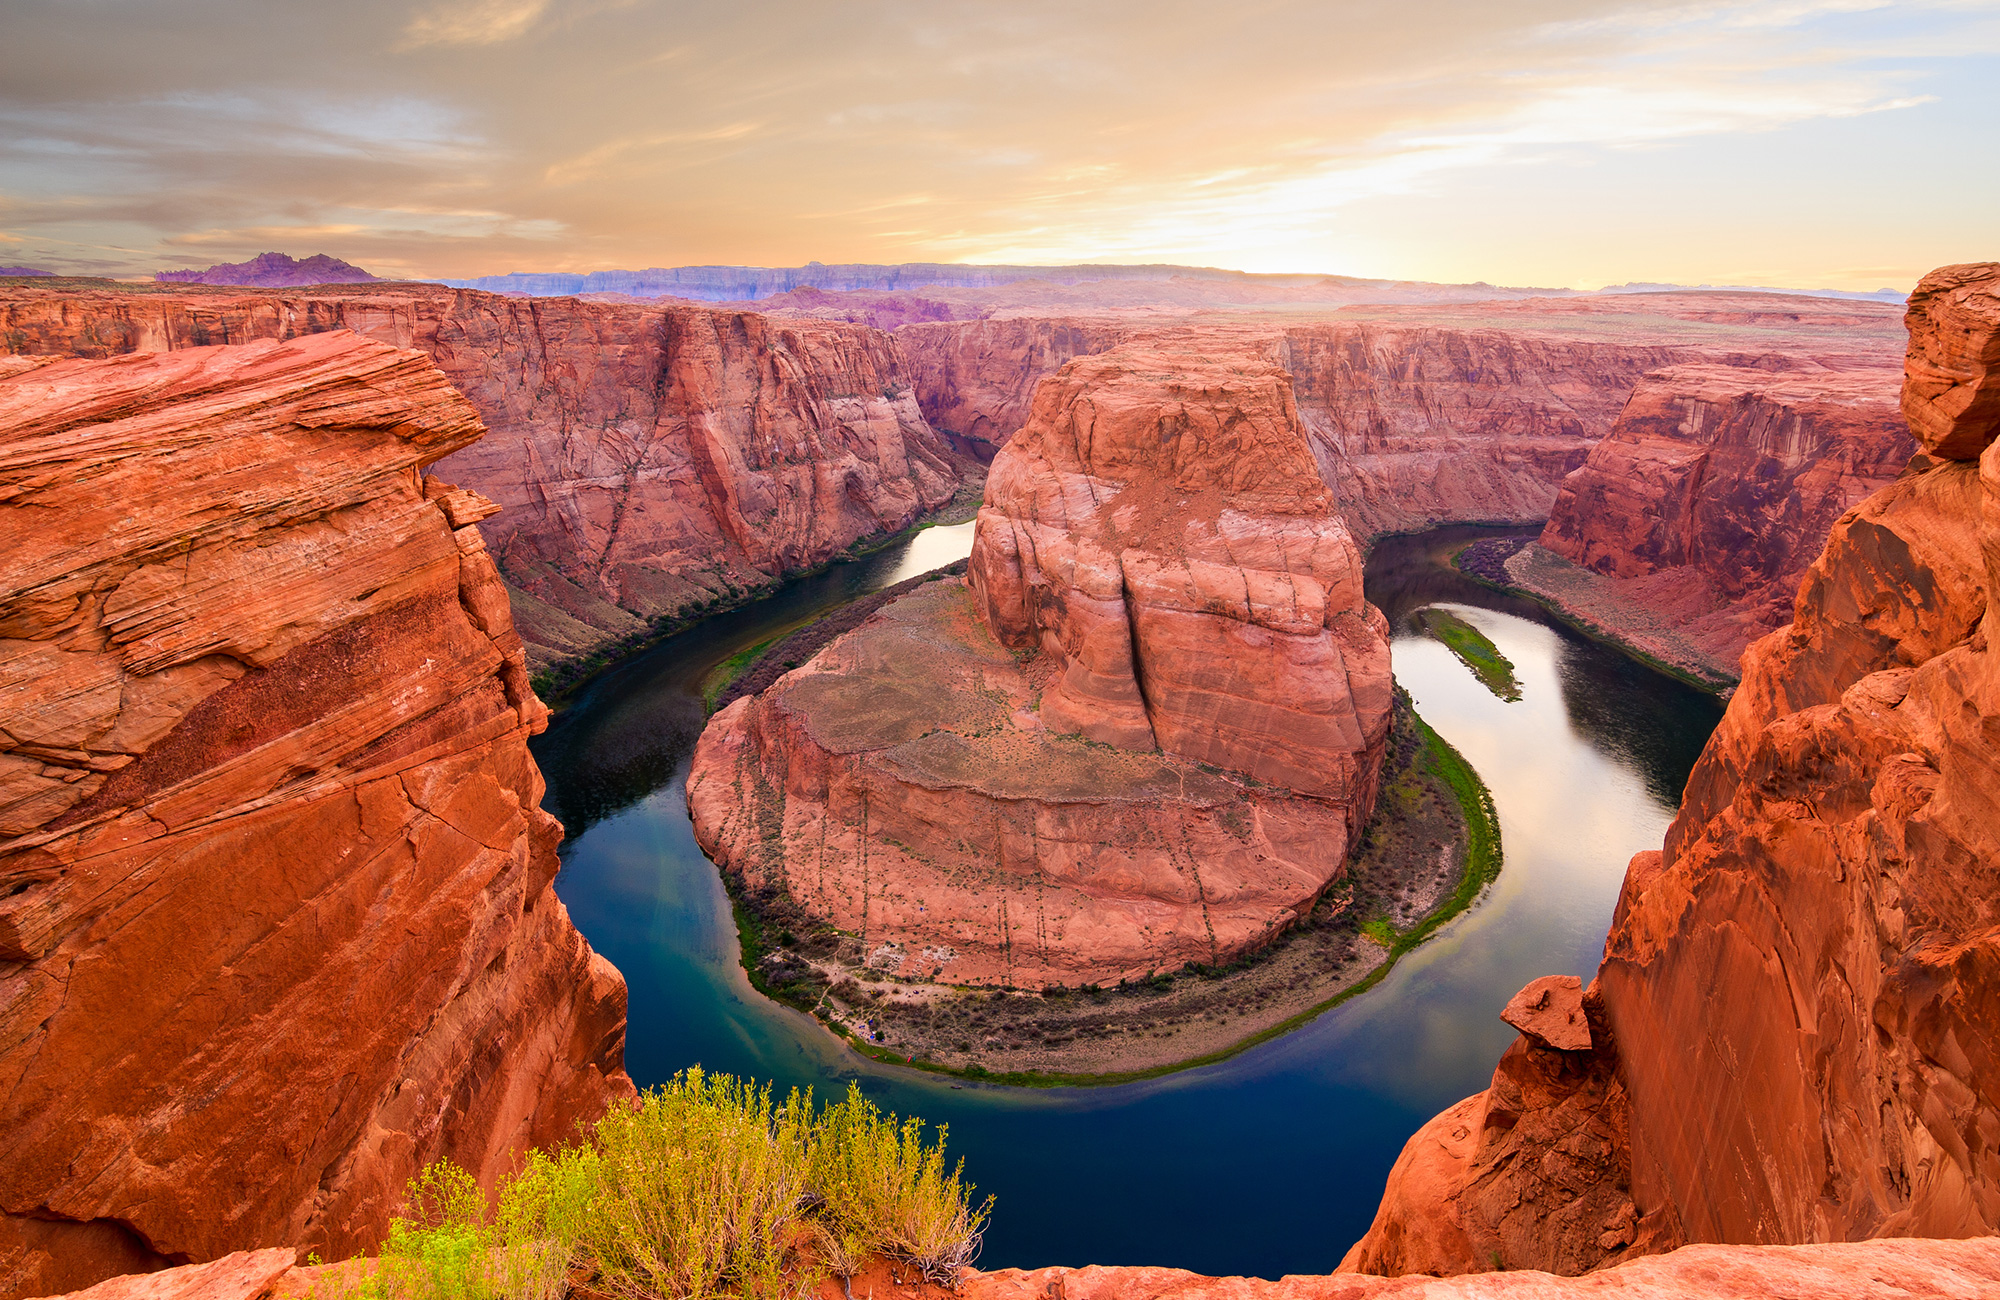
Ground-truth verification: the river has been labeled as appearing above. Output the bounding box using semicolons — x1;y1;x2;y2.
531;521;1722;1279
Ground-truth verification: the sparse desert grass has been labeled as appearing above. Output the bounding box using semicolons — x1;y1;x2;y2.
355;1068;987;1300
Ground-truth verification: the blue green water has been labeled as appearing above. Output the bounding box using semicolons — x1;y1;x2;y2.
532;523;1721;1279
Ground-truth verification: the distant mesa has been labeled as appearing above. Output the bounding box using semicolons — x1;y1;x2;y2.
1596;280;1906;304
0;266;53;277
155;251;379;288
440;260;1907;307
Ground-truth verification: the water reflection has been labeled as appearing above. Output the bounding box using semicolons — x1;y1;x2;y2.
537;523;1722;1279
537;522;976;838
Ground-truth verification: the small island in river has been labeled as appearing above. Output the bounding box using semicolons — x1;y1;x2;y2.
1419;606;1523;701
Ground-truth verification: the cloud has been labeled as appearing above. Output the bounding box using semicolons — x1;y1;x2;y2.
400;0;551;49
0;0;1993;284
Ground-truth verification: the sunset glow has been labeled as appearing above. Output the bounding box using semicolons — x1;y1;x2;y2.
3;0;1994;287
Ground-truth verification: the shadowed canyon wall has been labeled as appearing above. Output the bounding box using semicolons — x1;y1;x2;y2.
0;284;968;667
1537;364;1914;668
688;340;1391;987
0;334;631;1300
1344;264;2000;1277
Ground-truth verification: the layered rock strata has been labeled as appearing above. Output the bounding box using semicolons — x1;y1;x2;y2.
0;283;967;665
1277;325;1711;540
1536;364;1912;668
689;342;1392;987
0;333;632;1299
898;319;1127;451
34;1233;2000;1300
898;303;1901;547
1344;265;2000;1275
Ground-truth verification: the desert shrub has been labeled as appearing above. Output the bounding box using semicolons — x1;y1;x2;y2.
372;1146;598;1300
375;1069;988;1300
377;1161;495;1300
805;1084;991;1287
589;1068;817;1300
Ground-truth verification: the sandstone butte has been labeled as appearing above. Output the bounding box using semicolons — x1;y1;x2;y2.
1342;262;2000;1277
0;333;632;1300
1537;362;1916;668
687;341;1393;988
0;283;967;666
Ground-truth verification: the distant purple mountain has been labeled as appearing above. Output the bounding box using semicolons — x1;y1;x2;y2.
155;252;379;288
0;266;53;277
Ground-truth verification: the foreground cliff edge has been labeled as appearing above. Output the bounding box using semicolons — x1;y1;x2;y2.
1344;264;2000;1275
27;1232;2000;1300
0;334;633;1299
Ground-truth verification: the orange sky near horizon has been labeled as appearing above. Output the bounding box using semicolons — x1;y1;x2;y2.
1;0;1995;291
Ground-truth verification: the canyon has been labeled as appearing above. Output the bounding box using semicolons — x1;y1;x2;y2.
899;296;1905;547
0;281;1904;687
0;282;970;669
1343;261;2000;1276
687;339;1393;990
1520;363;1916;675
0;333;631;1299
1;258;1988;1300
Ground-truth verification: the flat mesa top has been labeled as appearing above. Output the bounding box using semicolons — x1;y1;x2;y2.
771;581;1247;806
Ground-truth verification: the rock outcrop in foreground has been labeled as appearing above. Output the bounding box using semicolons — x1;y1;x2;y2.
689;342;1392;987
0;284;968;666
1536;363;1913;669
33;1234;2000;1300
1344;265;2000;1275
0;334;631;1299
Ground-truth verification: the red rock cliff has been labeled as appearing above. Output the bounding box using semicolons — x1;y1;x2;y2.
1343;264;2000;1276
898;319;1127;451
687;340;1391;988
1278;324;1740;540
1537;363;1912;667
897;302;1900;546
0;284;967;665
30;1235;2000;1300
0;333;632;1299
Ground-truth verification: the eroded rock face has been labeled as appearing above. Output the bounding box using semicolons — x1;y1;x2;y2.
898;319;1127;451
0;284;967;665
1345;264;2000;1276
1539;364;1913;667
1901;263;2000;458
689;341;1391;987
33;1235;2000;1300
896;310;1889;546
966;343;1392;802
0;333;632;1299
1278;325;1707;541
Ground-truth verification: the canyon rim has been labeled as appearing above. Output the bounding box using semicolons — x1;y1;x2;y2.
2;249;1995;1300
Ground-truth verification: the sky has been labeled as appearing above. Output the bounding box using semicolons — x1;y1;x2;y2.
1;0;1995;290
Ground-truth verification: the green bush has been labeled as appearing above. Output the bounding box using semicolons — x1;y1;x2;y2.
589;1069;816;1300
367;1069;989;1300
807;1084;991;1286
